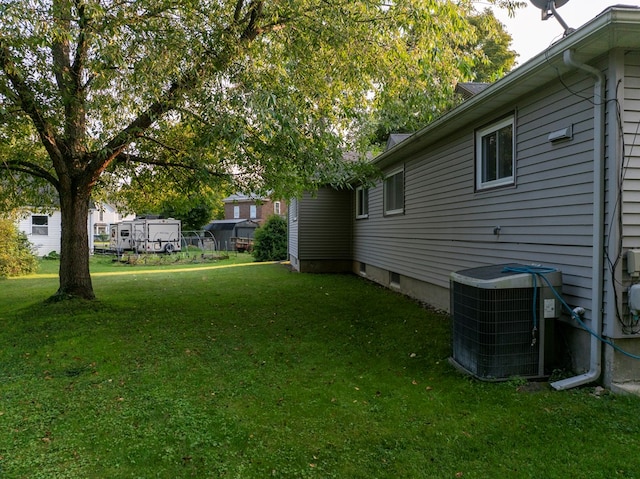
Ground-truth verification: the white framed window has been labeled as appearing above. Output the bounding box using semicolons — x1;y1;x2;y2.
476;116;515;190
274;201;281;215
384;167;404;215
250;205;257;219
355;186;369;219
290;198;298;222
233;205;240;219
32;215;48;235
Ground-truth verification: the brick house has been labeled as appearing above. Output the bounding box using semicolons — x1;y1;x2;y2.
222;193;287;224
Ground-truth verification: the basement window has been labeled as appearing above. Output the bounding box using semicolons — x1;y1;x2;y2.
359;262;367;275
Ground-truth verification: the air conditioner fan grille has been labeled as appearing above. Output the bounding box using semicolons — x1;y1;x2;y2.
451;282;541;380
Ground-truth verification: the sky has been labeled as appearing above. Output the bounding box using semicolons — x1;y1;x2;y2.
491;1;640;65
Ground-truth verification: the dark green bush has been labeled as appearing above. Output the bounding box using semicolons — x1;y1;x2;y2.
42;251;61;260
252;215;287;262
0;218;39;277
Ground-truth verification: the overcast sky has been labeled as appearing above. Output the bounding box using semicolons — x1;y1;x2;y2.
491;1;639;65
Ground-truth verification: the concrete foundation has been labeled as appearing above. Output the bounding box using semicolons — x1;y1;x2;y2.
352;261;449;312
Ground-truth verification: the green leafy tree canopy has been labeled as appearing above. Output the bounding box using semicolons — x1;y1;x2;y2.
369;5;518;145
0;0;522;300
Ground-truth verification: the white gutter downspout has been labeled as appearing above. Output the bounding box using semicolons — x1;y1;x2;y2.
551;50;606;391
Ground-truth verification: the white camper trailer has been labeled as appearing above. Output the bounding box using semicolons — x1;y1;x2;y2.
109;218;182;253
110;221;134;251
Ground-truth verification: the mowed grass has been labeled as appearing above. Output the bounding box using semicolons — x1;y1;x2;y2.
1;257;640;478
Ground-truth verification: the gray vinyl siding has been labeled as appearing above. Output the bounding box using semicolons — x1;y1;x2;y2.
623;52;640;249
286;10;640;387
298;188;352;260
288;197;299;259
354;66;604;315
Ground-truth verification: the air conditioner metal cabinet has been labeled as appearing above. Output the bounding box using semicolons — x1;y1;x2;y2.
449;264;562;381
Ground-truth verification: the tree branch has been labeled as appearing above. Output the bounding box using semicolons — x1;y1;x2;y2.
0;43;65;167
87;0;274;181
0;159;60;188
50;0;88;156
89;6;267;178
73;1;90;91
240;1;264;41
234;0;245;22
137;135;183;154
51;0;72;92
114;152;229;178
95;82;185;170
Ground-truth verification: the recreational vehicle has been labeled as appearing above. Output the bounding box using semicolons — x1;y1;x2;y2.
109;218;182;253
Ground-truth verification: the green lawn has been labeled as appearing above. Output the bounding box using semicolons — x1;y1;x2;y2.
1;258;639;478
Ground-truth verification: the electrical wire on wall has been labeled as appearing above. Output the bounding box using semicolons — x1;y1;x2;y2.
548;53;640;336
503;266;640;361
605;78;640;335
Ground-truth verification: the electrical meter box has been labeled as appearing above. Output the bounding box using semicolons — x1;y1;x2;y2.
627;250;640;276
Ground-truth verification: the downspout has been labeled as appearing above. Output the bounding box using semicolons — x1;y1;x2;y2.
551;50;606;390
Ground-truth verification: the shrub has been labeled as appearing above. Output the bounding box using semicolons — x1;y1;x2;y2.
42;251;61;260
252;215;287;262
0;218;39;277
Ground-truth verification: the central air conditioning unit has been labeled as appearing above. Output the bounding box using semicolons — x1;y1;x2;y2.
449;263;562;381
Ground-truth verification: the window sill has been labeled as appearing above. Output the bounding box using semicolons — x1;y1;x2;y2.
384;209;404;216
476;181;515;192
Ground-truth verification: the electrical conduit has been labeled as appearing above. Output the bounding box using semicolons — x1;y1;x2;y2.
551;50;606;391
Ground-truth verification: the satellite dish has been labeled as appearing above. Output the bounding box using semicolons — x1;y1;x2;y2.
530;0;570;9
529;0;574;36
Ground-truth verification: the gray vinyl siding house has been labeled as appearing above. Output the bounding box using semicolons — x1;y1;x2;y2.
288;6;640;393
288;189;353;273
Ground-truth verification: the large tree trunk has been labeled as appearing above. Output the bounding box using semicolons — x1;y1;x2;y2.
54;183;95;301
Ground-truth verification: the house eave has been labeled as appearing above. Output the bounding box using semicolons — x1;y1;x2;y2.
373;5;640;170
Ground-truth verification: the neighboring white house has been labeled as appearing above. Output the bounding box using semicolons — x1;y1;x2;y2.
289;6;640;393
90;202;134;238
17;210;64;257
17;203;134;256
